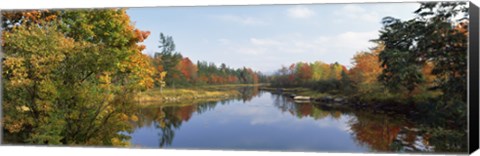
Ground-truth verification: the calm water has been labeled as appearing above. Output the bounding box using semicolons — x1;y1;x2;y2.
129;88;434;152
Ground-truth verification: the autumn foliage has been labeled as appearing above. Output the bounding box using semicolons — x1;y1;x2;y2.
271;61;348;92
2;9;154;146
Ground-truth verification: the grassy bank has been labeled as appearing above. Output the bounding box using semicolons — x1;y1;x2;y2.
261;86;440;103
260;86;442;114
136;84;264;106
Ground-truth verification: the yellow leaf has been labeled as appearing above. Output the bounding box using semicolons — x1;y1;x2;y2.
130;115;138;122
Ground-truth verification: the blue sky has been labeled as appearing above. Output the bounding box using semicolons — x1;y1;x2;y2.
127;3;420;74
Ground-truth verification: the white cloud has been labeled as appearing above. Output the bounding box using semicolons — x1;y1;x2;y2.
334;4;380;22
217;38;231;45
214;30;378;72
231;30;374;57
315;31;378;66
234;36;327;56
314;115;354;133
333;31;378;51
376;3;420;17
215;15;267;26
250;38;280;46
343;4;365;14
235;47;267;55
201;38;210;44
287;6;315;19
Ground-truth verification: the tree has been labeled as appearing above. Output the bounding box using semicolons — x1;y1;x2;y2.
152;53;165;87
288;64;296;83
340;70;354;94
2;9;154;146
414;2;468;103
311;61;327;81
3;24;76;144
176;57;198;83
377;2;468;96
272;66;290;87
295;62;313;84
158;33;176;55
350;45;384;84
1;10;60;32
270;60;350;92
375;2;468;131
376;17;426;95
156;71;167;93
155;33;183;87
349;45;386;95
328;62;344;80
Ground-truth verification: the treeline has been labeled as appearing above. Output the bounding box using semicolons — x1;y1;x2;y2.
149;33;267;88
270;61;352;94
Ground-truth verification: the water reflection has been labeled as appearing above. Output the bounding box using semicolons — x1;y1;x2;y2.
129;87;449;152
271;93;345;120
133;87;261;147
270;93;436;152
348;112;433;152
236;85;261;102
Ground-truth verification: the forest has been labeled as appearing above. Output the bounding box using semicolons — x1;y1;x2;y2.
0;2;470;151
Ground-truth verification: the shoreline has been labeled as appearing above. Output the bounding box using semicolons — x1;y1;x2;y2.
135;84;265;106
259;86;428;117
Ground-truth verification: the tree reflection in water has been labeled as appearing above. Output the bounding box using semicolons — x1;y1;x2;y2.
349;112;403;152
270;93;435;153
348;109;467;152
271;93;342;120
132;87;465;152
133;86;261;147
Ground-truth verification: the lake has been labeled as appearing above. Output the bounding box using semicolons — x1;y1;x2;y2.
129;87;434;153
